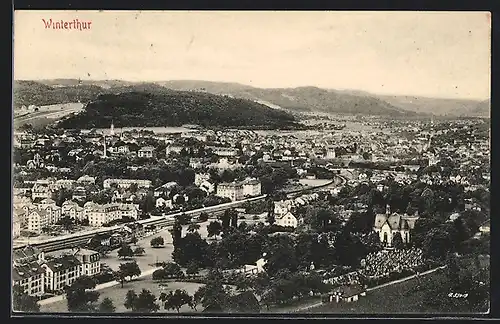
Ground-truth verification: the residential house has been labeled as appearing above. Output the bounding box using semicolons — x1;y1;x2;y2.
77;175;96;185
138;146;155;158
208;146;239;157
479;221;490;235
27;210;50;233
103;179;152;189
325;284;366;303
217;182;244;202
199;180;215;194
31;183;52;200
155;197;173;209
195;173;211;187
275;211;298;228
42;255;82;292
123;223;145;239
189;158;203;169
72;186;87;200
242;178;262;197
165;145;183;156
84;202;139;227
73;248;101;277
62;200;85;221
12;262;45;297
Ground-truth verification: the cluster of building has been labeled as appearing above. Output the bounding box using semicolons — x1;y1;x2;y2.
13;197;139;235
12;246;101;296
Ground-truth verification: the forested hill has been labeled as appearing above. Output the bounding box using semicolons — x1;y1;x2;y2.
57;91;301;129
14;81;104;108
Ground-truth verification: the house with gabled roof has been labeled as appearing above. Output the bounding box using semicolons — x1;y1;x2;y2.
373;205;419;247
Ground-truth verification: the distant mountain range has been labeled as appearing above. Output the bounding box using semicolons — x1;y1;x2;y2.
14;79;490;117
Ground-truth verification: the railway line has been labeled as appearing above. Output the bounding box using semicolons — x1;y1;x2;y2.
13;175;347;254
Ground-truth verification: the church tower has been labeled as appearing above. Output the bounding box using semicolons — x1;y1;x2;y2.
110;120;115;136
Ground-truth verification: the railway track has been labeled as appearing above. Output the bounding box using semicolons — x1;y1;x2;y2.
14;175;346;254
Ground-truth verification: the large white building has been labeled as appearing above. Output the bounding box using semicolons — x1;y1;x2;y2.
42;255;82;292
73;248;101;277
12;247;46;297
62;200;85;221
103;178;152;189
24;199;63;233
216;178;262;202
208;146;239;157
84;202;139;227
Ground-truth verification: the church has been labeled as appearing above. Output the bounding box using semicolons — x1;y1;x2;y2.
373;205;419;247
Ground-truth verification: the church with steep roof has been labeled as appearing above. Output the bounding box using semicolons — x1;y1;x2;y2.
373;205;420;247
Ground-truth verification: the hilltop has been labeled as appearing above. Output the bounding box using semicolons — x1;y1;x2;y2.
157;81;415;116
16;79;488;117
57;90;300;129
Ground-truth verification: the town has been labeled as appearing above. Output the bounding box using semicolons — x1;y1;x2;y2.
12;114;490;314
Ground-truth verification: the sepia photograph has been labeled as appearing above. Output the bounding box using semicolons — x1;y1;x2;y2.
12;10;490;316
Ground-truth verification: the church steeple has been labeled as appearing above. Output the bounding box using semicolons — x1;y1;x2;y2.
110;120;115;136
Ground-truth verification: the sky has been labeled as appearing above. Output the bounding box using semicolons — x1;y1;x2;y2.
13;11;491;99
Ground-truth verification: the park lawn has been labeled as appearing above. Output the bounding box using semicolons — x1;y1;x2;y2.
41;278;204;313
100;220;214;271
305;272;447;314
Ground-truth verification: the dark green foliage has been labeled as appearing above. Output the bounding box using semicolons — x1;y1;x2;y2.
58;91;299;129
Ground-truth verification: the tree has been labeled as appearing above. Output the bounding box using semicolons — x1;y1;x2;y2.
135;289;161;313
207;221;222;239
98;297;116;313
124;289;160;313
392;232;404;250
124;290;137;311
186;262;200;278
220;211;231;230
150;236;165;248
172;232;210;267
162;289;192;313
194;269;231;312
199;212;209;222
423;227;453;261
117;261;142;287
117;244;135;259
133;246;146;256
191;289;203;311
187;223;200;233
12;285;40;312
162;262;184;278
170;220;183;245
66;276;100;312
266;199;275;225
130;236;138;245
264;234;298;277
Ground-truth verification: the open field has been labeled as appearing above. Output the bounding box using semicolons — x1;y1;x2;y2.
40;279;204;313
